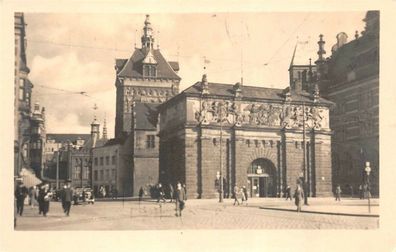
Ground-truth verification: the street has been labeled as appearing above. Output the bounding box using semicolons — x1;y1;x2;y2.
15;197;379;230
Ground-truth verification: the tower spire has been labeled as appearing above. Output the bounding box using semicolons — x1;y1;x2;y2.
141;14;155;49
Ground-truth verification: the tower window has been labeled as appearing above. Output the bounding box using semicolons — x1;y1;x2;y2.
146;135;155;148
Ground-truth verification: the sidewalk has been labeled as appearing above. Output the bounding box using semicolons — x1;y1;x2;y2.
94;197;379;217
248;197;379;217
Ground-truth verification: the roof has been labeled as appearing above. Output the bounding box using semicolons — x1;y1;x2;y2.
181;82;333;105
168;61;179;72
82;137;108;149
103;137;126;147
117;48;181;80
134;102;159;130
327;31;379;82
46;134;91;143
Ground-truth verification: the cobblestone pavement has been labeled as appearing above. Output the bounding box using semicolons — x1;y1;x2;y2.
15;198;379;230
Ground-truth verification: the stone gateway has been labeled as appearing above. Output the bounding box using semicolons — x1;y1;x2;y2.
158;76;334;199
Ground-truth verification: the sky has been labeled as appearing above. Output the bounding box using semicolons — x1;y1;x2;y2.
24;12;366;138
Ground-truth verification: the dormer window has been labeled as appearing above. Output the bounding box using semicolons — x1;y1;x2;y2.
143;64;157;78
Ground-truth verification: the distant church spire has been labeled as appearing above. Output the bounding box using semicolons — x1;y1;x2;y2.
141;14;155;49
102;118;108;140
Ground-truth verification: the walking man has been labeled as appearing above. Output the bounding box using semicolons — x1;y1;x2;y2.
15;180;28;216
62;180;73;216
294;182;304;213
335;184;342;201
233;185;240;206
138;186;144;203
175;183;186;217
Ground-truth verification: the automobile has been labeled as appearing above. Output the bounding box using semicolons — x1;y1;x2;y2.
73;187;95;205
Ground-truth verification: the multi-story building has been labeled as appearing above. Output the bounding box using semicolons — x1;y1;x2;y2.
317;11;379;195
14;12;34;177
93;14;180;196
158;72;334;199
29;103;46;178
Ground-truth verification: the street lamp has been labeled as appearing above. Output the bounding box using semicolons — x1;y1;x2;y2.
364;161;371;213
218;102;225;203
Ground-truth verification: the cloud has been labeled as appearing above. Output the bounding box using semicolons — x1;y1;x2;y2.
29;52;115;136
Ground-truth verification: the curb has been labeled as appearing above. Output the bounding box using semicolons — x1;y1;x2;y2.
259;206;379;218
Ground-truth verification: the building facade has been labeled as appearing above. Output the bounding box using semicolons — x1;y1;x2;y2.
317;11;379;195
106;15;180;196
14;12;34;177
159;74;334;199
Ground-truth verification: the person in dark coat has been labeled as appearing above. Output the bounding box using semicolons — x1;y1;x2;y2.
175;183;186;217
294;183;304;212
62;181;73;216
138;186;144;203
15;181;28;216
60;184;67;213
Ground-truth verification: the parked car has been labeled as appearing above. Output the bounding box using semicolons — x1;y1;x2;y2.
73;187;95;205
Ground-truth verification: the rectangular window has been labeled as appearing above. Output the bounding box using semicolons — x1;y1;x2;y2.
94;171;98;181
94;157;98;166
100;170;104;180
111;169;116;179
105;170;109;180
19;79;24;100
106;156;110;165
111;156;116;165
100;157;104;166
146;135;155;148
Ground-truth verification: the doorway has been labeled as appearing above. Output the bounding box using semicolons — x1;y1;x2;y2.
247;158;277;197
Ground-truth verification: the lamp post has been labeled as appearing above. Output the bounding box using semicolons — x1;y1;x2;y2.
218;102;224;203
364;161;371;213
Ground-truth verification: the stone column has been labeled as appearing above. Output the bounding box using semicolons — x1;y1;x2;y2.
312;131;332;196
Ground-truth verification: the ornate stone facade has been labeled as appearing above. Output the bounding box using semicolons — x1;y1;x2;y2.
159;80;334;199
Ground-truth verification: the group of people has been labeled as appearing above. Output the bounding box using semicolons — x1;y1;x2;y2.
14;179;76;219
232;185;249;206
141;183;187;217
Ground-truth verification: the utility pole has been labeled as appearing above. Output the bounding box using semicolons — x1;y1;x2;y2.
302;102;309;205
56;151;60;189
219;102;224;203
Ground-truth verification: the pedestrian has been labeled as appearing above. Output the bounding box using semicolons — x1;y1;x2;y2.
242;186;248;205
29;185;38;209
285;185;292;201
294;183;304;212
139;186;144;203
233;185;240;206
38;183;52;217
240;187;246;205
335;184;342;201
157;183;166;203
61;184;67;212
168;184;174;203
359;184;364;199
175;183;186;217
14;180;28;216
62;180;73;216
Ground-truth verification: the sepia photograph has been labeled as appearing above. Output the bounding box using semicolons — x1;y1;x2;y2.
12;11;379;230
3;1;396;251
